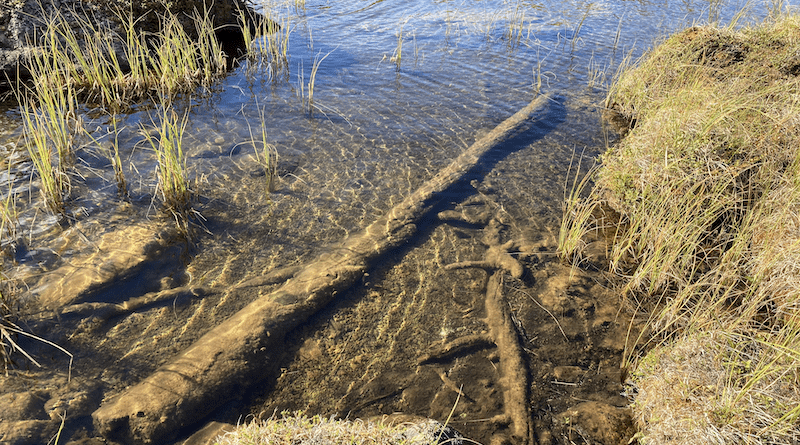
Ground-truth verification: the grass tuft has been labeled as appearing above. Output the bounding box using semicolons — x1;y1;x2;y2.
246;111;279;195
240;4;291;78
18;89;75;215
0;280;19;375
213;412;465;445
141;97;194;234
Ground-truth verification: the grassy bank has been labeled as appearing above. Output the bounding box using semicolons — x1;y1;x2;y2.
559;14;800;444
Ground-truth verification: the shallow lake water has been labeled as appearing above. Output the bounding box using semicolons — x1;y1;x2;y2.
0;0;779;444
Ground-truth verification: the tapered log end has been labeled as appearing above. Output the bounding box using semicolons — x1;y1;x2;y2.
93;394;170;445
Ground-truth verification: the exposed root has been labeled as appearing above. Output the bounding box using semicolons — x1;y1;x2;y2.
435;369;475;403
234;265;302;289
444;240;524;279
484;272;533;445
442;210;536;444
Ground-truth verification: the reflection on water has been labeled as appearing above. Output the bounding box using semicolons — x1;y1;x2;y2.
0;0;778;441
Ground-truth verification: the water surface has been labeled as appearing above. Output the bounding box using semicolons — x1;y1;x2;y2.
0;0;780;443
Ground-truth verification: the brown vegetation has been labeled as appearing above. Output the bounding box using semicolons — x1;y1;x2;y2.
560;14;800;444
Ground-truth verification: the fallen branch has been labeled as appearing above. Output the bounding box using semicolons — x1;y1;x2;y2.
92;93;552;444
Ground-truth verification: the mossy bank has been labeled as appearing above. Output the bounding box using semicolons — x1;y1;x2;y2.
560;13;800;444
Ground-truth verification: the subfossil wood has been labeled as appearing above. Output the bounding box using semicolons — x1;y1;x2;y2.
485;271;533;445
59;286;209;322
92;93;551;445
233;265;303;289
417;333;495;365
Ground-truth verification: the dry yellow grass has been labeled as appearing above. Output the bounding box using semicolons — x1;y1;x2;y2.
213;413;465;445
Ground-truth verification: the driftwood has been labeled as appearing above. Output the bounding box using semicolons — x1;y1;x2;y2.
91;93;552;444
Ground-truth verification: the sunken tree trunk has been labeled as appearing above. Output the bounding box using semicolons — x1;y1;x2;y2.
92;93;553;444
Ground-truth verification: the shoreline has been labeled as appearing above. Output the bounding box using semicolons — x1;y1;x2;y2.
561;13;800;444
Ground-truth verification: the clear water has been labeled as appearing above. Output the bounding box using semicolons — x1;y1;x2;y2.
0;0;784;441
0;0;774;287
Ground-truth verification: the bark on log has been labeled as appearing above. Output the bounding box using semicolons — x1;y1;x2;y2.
91;93;552;444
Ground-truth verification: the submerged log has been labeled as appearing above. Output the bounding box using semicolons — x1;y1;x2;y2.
92;93;552;444
485;272;533;444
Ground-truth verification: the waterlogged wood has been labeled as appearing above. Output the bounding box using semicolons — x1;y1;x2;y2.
441;208;534;444
92;93;552;444
485;272;533;444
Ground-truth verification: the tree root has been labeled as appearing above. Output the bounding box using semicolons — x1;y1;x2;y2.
444;239;524;279
485;271;533;445
58;286;209;323
60;264;304;327
442;205;536;444
233;265;303;289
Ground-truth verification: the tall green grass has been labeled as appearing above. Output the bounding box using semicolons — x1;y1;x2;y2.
23;3;229;110
17;77;77;215
240;5;292;78
141;98;193;233
108;115;128;199
15;1;237;219
17;3;228;216
559;15;800;444
1;1;237;373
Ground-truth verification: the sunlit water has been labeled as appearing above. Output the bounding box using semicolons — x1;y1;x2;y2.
0;0;771;288
0;0;782;441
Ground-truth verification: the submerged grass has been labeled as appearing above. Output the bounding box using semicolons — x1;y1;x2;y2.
559;13;800;444
0;281;17;374
306;50;330;116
